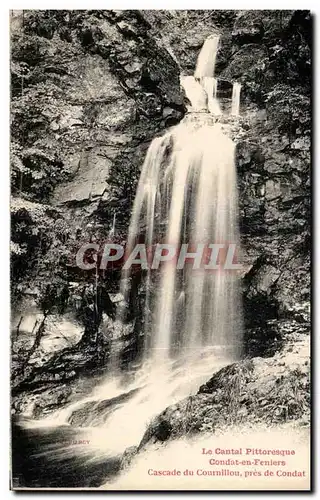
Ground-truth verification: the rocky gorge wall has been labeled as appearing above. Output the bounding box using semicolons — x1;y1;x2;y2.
10;10;311;419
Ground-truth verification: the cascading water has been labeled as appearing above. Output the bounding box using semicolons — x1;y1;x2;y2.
194;35;220;79
231;82;242;116
181;34;221;114
180;75;208;112
136;119;243;361
203;76;221;114
21;35;243;479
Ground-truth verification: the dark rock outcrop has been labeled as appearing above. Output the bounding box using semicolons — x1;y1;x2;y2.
67;387;139;427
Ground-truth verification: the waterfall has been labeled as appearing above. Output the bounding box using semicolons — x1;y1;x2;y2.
181;34;221;115
122;118;243;362
194;35;220;79
231;82;241;116
203;76;221;114
180;75;208;112
29;114;244;457
23;36;244;463
119;34;243;362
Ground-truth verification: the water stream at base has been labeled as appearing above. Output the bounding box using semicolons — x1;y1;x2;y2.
20;350;228;462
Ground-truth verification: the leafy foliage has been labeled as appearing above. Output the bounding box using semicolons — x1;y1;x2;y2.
265;84;311;137
10;13;84;304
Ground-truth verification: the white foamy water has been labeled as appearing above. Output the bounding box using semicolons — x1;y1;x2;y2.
203;76;221;114
231;82;241;116
83;350;228;457
147;121;243;360
181;34;221;115
108;212;117;239
22;349;228;460
180;75;208;112
194;35;220;79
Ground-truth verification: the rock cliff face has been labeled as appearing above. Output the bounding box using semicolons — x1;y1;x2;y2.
11;10;184;215
143;10;311;356
11;10;310;419
11;9;185;411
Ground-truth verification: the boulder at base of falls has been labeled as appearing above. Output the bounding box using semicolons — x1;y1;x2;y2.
67;388;139;427
11;369;110;418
